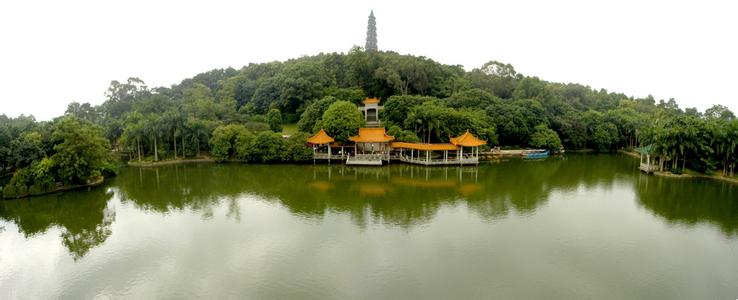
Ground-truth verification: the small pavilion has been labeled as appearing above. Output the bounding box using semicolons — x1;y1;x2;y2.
391;131;487;165
306;128;488;166
636;144;659;173
347;127;394;165
358;97;383;127
450;131;487;162
349;127;395;154
391;142;459;165
307;129;334;160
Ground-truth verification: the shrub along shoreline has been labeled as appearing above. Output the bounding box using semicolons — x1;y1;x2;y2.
2;176;105;199
619;150;738;185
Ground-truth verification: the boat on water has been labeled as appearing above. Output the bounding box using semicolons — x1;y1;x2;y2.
523;150;549;159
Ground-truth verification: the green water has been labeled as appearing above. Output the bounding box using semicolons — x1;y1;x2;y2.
1;154;737;299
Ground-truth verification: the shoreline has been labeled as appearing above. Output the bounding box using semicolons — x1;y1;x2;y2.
127;157;215;167
618;150;738;185
2;176;106;200
123;151;738;185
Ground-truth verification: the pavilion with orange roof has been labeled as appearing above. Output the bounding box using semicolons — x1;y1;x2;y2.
308;127;487;166
391;130;487;165
346;127;395;165
307;97;487;165
306;129;335;161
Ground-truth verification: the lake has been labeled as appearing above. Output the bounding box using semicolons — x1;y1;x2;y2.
1;154;737;299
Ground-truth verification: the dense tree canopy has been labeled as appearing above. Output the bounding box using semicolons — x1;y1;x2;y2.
316;101;364;142
1;49;735;182
1;116;115;198
530;124;563;151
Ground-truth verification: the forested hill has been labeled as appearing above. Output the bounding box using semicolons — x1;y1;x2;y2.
1;48;737;183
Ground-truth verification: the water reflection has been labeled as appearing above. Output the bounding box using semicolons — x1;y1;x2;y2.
635;175;738;236
1;154;736;261
112;155;629;227
0;187;115;260
108;154;738;236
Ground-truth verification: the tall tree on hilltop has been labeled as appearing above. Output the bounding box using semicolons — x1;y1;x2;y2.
365;10;378;52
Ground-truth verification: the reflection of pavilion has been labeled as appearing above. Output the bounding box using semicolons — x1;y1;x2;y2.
308;98;487;166
308;165;483;197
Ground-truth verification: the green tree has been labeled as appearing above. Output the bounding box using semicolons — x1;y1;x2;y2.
316;101;363;142
65;102;100;123
444;88;500;109
266;108;283;132
280;133;313;162
530;124;563;150
591;122;619;152
705;104;735;121
387;125;421;142
9;131;45;169
51;117;112;185
186;118;213;157
101;77;148;120
209;125;253;162
297;96;338;133
248;131;284;163
381;95;436;126
121;112;145;161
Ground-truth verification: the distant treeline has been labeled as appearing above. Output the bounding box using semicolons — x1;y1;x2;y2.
1;48;737;196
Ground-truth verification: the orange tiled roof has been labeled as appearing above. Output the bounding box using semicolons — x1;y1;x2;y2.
306;129;335;144
349;128;394;143
390;142;458;151
362;97;380;104
450;131;487;147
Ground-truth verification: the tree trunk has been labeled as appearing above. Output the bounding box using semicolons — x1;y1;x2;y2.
136;138;141;162
673;153;678;169
196;139;200;157
173;131;178;160
182;134;186;158
725;151;729;176
427;125;431;143
153;135;159;161
682;156;686;171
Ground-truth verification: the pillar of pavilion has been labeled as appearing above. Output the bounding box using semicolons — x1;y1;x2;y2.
348;127;394;163
307;129;335;162
450;131;487;165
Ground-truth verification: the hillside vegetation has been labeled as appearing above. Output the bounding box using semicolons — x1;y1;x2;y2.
2;48;736;196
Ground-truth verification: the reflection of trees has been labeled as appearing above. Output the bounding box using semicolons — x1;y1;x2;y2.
113;154;633;228
0;187;115;260
3;154;734;260
635;175;738;236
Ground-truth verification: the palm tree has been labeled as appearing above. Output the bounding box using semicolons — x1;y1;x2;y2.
123;112;145;162
162;109;183;160
144;114;164;161
187;118;210;157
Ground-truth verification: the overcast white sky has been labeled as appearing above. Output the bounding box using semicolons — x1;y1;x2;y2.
1;0;736;120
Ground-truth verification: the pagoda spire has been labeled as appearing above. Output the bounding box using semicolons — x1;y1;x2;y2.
365;10;378;52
